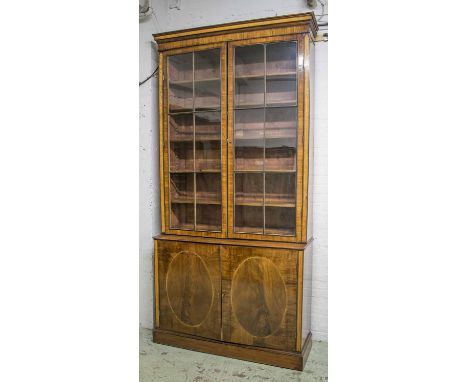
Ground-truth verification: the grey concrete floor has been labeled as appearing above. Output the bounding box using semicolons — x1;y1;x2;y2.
140;328;328;382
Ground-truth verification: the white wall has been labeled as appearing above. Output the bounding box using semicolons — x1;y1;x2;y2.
139;0;328;340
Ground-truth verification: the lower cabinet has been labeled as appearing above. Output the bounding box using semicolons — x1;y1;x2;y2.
156;240;299;352
221;245;298;352
157;241;222;340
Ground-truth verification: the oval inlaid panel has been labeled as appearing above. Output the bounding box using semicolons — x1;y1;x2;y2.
166;251;213;327
231;257;287;337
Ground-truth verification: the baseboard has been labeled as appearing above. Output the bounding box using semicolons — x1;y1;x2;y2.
153;328;312;371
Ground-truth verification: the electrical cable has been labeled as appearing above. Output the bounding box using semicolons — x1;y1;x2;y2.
139;66;159;86
317;0;327;22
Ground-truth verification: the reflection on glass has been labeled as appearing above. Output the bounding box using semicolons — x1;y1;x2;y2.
195;49;220;80
170;173;194;230
196;173;221;205
266;75;296;106
168;49;221;232
235;77;264;108
169;113;193;142
235;139;264;172
168;53;193;112
265;206;295;235
235;205;263;234
265;107;297;139
235;109;264;140
194;49;220;110
235;45;264;77
265;173;295;206
235;173;263;205
266;41;297;75
195;112;221;171
232;41;298;236
265;138;296;172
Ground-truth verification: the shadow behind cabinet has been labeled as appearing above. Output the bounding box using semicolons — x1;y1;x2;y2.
153;13;317;371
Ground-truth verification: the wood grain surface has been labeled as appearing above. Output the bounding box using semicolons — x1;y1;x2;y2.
221;245;298;351
157;241;221;340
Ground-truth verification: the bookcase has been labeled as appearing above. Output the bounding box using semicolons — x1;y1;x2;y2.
153;12;317;370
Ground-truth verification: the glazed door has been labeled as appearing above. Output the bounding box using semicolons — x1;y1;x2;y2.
157;241;221;340
161;43;228;238
221;245;298;351
227;35;306;243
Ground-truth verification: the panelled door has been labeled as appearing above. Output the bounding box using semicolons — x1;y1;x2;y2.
161;43;228;238
157;240;222;340
221;245;299;351
227;34;306;243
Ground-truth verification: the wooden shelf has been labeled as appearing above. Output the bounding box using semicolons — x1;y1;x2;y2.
170;169;221;173
170;223;194;231
171;198;194;204
195;224;221;232
235;197;295;208
234;101;297;110
170;77;220;86
234;226;264;234
266;71;296;78
264;228;295;236
197;197;221;205
235;71;296;80
234;169;296;173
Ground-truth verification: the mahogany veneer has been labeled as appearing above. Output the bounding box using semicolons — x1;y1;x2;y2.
153;12;317;370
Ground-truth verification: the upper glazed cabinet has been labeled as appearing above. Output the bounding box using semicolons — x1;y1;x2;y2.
157;13;316;243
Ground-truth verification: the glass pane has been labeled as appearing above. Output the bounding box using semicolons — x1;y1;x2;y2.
235;45;264;77
266;74;296;107
266;41;297;75
265;137;296;172
194;49;220;80
235;172;263;205
231;41;299;236
195;112;221;171
235;205;263;234
235;109;264;140
196;173;221;231
169;113;193;142
195;80;220;110
235;77;264;108
194;49;220;110
168;53;193;112
167;49;223;233
265;173;295;206
170;173;194;230
235;138;264;172
171;204;194;230
196;173;221;205
197;205;221;231
265;206;295;236
265;107;297;139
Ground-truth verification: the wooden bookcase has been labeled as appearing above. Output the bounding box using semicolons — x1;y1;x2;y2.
153;12;317;370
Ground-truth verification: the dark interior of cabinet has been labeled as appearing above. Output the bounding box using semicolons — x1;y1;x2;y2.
265;173;295;206
235;172;263;205
235;205;263;233
265;107;297;138
170;141;194;172
196;173;221;204
265;140;296;171
196;204;221;231
194;49;220;80
170;173;194;203
170;203;194;230
170;113;193;141
265;206;295;235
